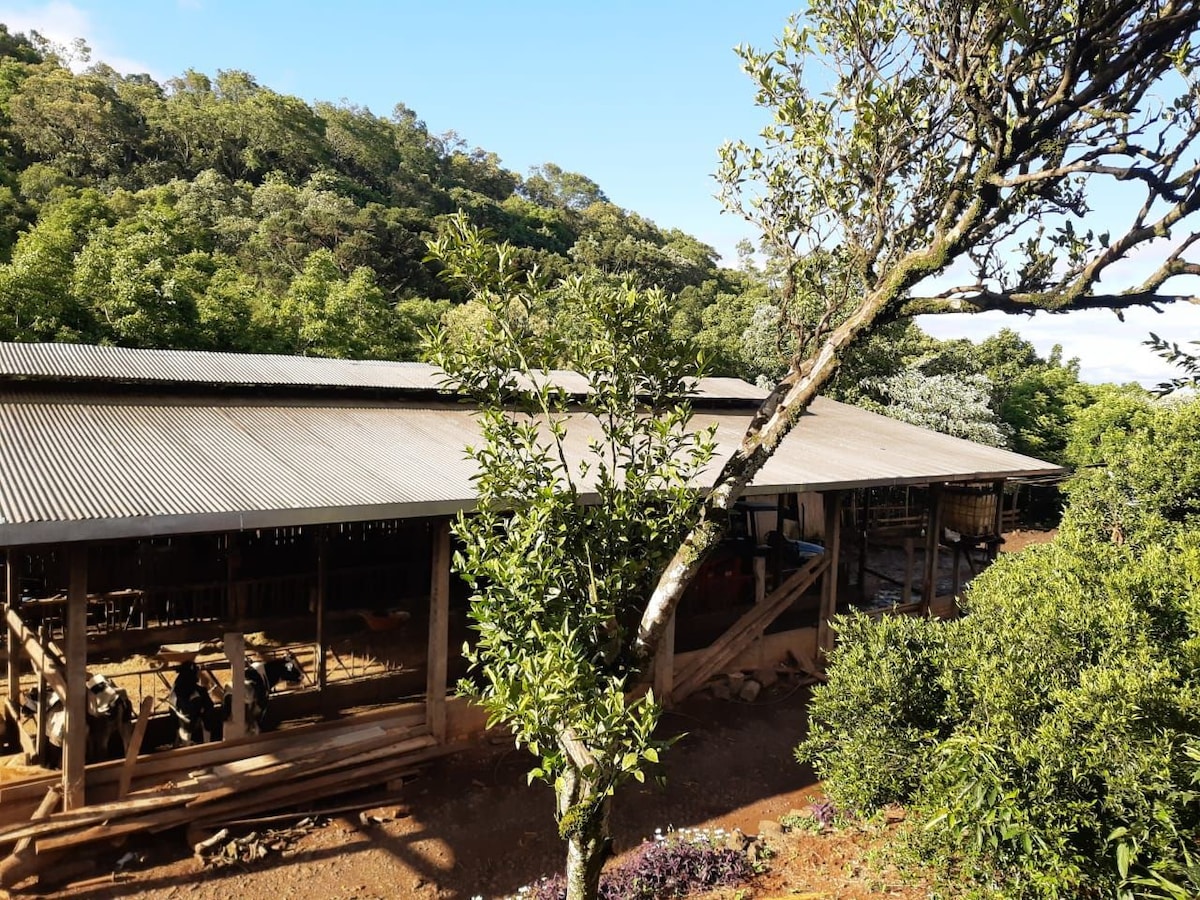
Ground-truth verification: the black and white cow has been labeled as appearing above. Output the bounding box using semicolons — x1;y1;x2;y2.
222;652;304;737
20;673;135;766
166;660;220;746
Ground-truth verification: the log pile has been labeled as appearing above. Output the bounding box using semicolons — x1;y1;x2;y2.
0;706;450;889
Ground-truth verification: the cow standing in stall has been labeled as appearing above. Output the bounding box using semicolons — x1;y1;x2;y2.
167;652;304;744
20;673;136;767
166;660;220;746
223;652;304;737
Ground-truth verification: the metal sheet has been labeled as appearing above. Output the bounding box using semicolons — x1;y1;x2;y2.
0;344;770;402
0;389;1061;544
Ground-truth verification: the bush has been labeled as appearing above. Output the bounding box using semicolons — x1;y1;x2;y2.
797;611;953;812
802;533;1200;899
525;828;756;900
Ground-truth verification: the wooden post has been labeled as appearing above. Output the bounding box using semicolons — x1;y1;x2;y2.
857;491;870;589
817;491;843;660
226;533;245;627
653;612;676;705
315;527;328;696
922;485;944;615
63;545;87;811
224;632;246;741
426;520;451;743
991;479;1006;560
4;549;18;752
34;625;48;766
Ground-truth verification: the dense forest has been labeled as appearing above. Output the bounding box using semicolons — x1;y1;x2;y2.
0;26;1133;464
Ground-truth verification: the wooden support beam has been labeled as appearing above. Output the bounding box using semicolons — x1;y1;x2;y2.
34;626;48;765
817;491;843;660
4;549;18;719
426;519;451;743
223;633;246;741
652;613;675;705
902;538;914;604
991;479;1005;560
315;527;328;694
857;492;870;588
3;609;67;697
63;545;87;812
922;485;944;615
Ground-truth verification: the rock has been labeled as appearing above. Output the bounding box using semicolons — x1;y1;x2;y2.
724;827;751;852
753;667;780;688
711;679;732;701
739;679;762;703
757;819;784;838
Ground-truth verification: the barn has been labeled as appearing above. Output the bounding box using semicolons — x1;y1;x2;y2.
0;342;1061;857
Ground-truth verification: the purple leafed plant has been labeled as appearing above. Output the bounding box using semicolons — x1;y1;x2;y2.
526;829;755;900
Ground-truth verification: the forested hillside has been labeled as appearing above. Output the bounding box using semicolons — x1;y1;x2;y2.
0;27;747;361
0;27;1129;462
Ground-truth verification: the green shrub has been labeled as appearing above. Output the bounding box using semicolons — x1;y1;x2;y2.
796;611;953;812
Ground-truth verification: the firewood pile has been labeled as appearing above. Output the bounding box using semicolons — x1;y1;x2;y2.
0;706;449;889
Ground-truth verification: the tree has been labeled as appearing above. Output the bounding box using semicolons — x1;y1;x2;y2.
427;217;714;900
632;0;1200;664
868;370;1010;447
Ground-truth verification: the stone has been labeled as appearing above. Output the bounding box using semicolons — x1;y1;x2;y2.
757;819;784;837
753;667;780;689
711;679;732;701
739;678;762;703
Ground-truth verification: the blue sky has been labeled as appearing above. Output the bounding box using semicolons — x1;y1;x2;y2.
0;0;1196;386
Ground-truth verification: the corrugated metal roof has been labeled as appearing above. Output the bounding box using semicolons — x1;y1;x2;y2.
0;342;447;391
0;389;1062;545
0;343;769;403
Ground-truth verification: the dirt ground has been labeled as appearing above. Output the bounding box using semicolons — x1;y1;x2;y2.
41;683;823;900
19;530;1057;899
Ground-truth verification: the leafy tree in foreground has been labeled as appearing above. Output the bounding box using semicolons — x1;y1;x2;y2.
632;0;1200;664
427;217;715;900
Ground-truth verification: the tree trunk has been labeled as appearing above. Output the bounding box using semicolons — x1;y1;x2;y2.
556;762;611;900
633;213;983;663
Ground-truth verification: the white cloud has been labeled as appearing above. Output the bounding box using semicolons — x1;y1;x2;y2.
918;304;1200;387
0;1;157;76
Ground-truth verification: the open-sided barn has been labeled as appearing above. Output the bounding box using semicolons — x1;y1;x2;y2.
0;342;1061;859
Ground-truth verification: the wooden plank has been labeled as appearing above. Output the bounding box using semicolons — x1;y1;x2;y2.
817;491;843;659
0;793;197;847
426;519;451;743
223;632;246;741
116;696;154;801
671;555;828;702
62;546;87;812
0;786;60;889
87;707;426;791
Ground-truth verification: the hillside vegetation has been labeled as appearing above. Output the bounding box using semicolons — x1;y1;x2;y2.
0;26;1135;465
